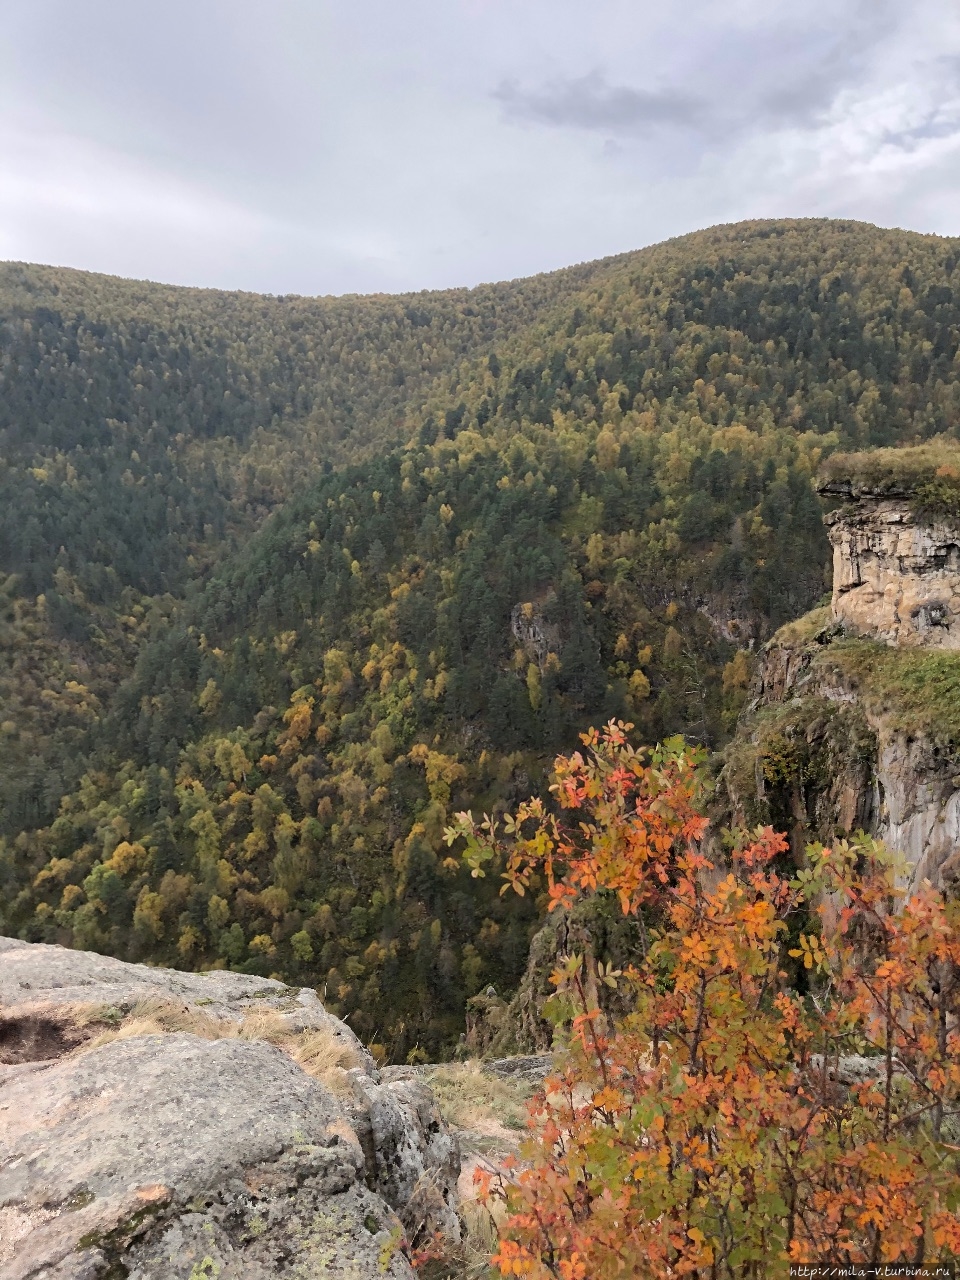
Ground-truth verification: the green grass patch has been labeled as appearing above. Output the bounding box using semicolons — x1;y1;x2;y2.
820;640;960;752
818;438;960;497
770;606;833;649
768;606;960;753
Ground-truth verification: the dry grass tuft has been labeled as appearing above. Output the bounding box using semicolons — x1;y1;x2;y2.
237;1009;366;1086
407;1062;543;1276
71;997;365;1088
287;1026;365;1077
82;996;230;1046
423;1062;531;1134
421;1200;504;1280
460;1200;503;1278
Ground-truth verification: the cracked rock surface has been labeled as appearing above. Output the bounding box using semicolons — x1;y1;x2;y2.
0;939;462;1278
824;495;960;649
0;1034;412;1279
0;936;365;1058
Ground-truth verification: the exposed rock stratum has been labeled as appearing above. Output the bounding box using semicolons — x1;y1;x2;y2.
821;481;960;649
720;616;960;893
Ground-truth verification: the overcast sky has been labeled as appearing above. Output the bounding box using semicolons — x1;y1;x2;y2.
1;0;958;296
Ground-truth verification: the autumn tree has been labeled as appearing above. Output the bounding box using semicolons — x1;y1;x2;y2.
448;722;960;1277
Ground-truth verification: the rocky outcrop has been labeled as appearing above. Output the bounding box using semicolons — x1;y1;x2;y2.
0;1033;400;1280
718;611;960;894
336;1071;460;1248
821;488;960;649
510;600;560;672
0;939;461;1278
716;445;960;895
464;899;646;1056
0;936;365;1056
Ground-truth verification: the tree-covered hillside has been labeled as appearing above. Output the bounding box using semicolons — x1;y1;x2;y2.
0;259;596;832
3;218;960;1059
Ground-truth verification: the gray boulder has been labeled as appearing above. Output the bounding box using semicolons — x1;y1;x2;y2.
341;1072;462;1244
0;939;462;1277
0;936;365;1062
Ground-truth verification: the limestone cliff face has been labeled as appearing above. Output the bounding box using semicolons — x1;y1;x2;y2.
718;612;960;895
822;486;960;648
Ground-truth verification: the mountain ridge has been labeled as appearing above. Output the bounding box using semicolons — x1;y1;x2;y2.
4;213;950;297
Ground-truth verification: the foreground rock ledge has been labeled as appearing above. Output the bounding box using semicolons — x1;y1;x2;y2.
0;939;461;1279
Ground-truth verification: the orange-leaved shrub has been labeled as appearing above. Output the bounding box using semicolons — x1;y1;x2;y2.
445;722;960;1278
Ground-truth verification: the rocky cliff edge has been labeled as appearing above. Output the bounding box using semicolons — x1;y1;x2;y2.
718;606;960;894
818;441;960;649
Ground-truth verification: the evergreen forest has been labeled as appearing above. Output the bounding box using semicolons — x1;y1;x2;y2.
3;217;960;1060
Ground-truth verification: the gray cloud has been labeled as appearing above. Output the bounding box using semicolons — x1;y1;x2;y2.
870;53;960;152
493;62;853;150
495;71;705;133
748;2;899;127
495;4;902;145
757;65;854;130
885;114;960;150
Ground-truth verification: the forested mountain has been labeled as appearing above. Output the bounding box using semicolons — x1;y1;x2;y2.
3;218;960;1059
0;260;596;834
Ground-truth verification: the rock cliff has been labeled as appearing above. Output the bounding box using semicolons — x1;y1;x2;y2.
718;607;960;894
818;442;960;648
822;494;960;648
0;940;461;1278
712;445;960;894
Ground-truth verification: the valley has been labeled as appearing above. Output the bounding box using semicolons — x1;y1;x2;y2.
3;217;960;1062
